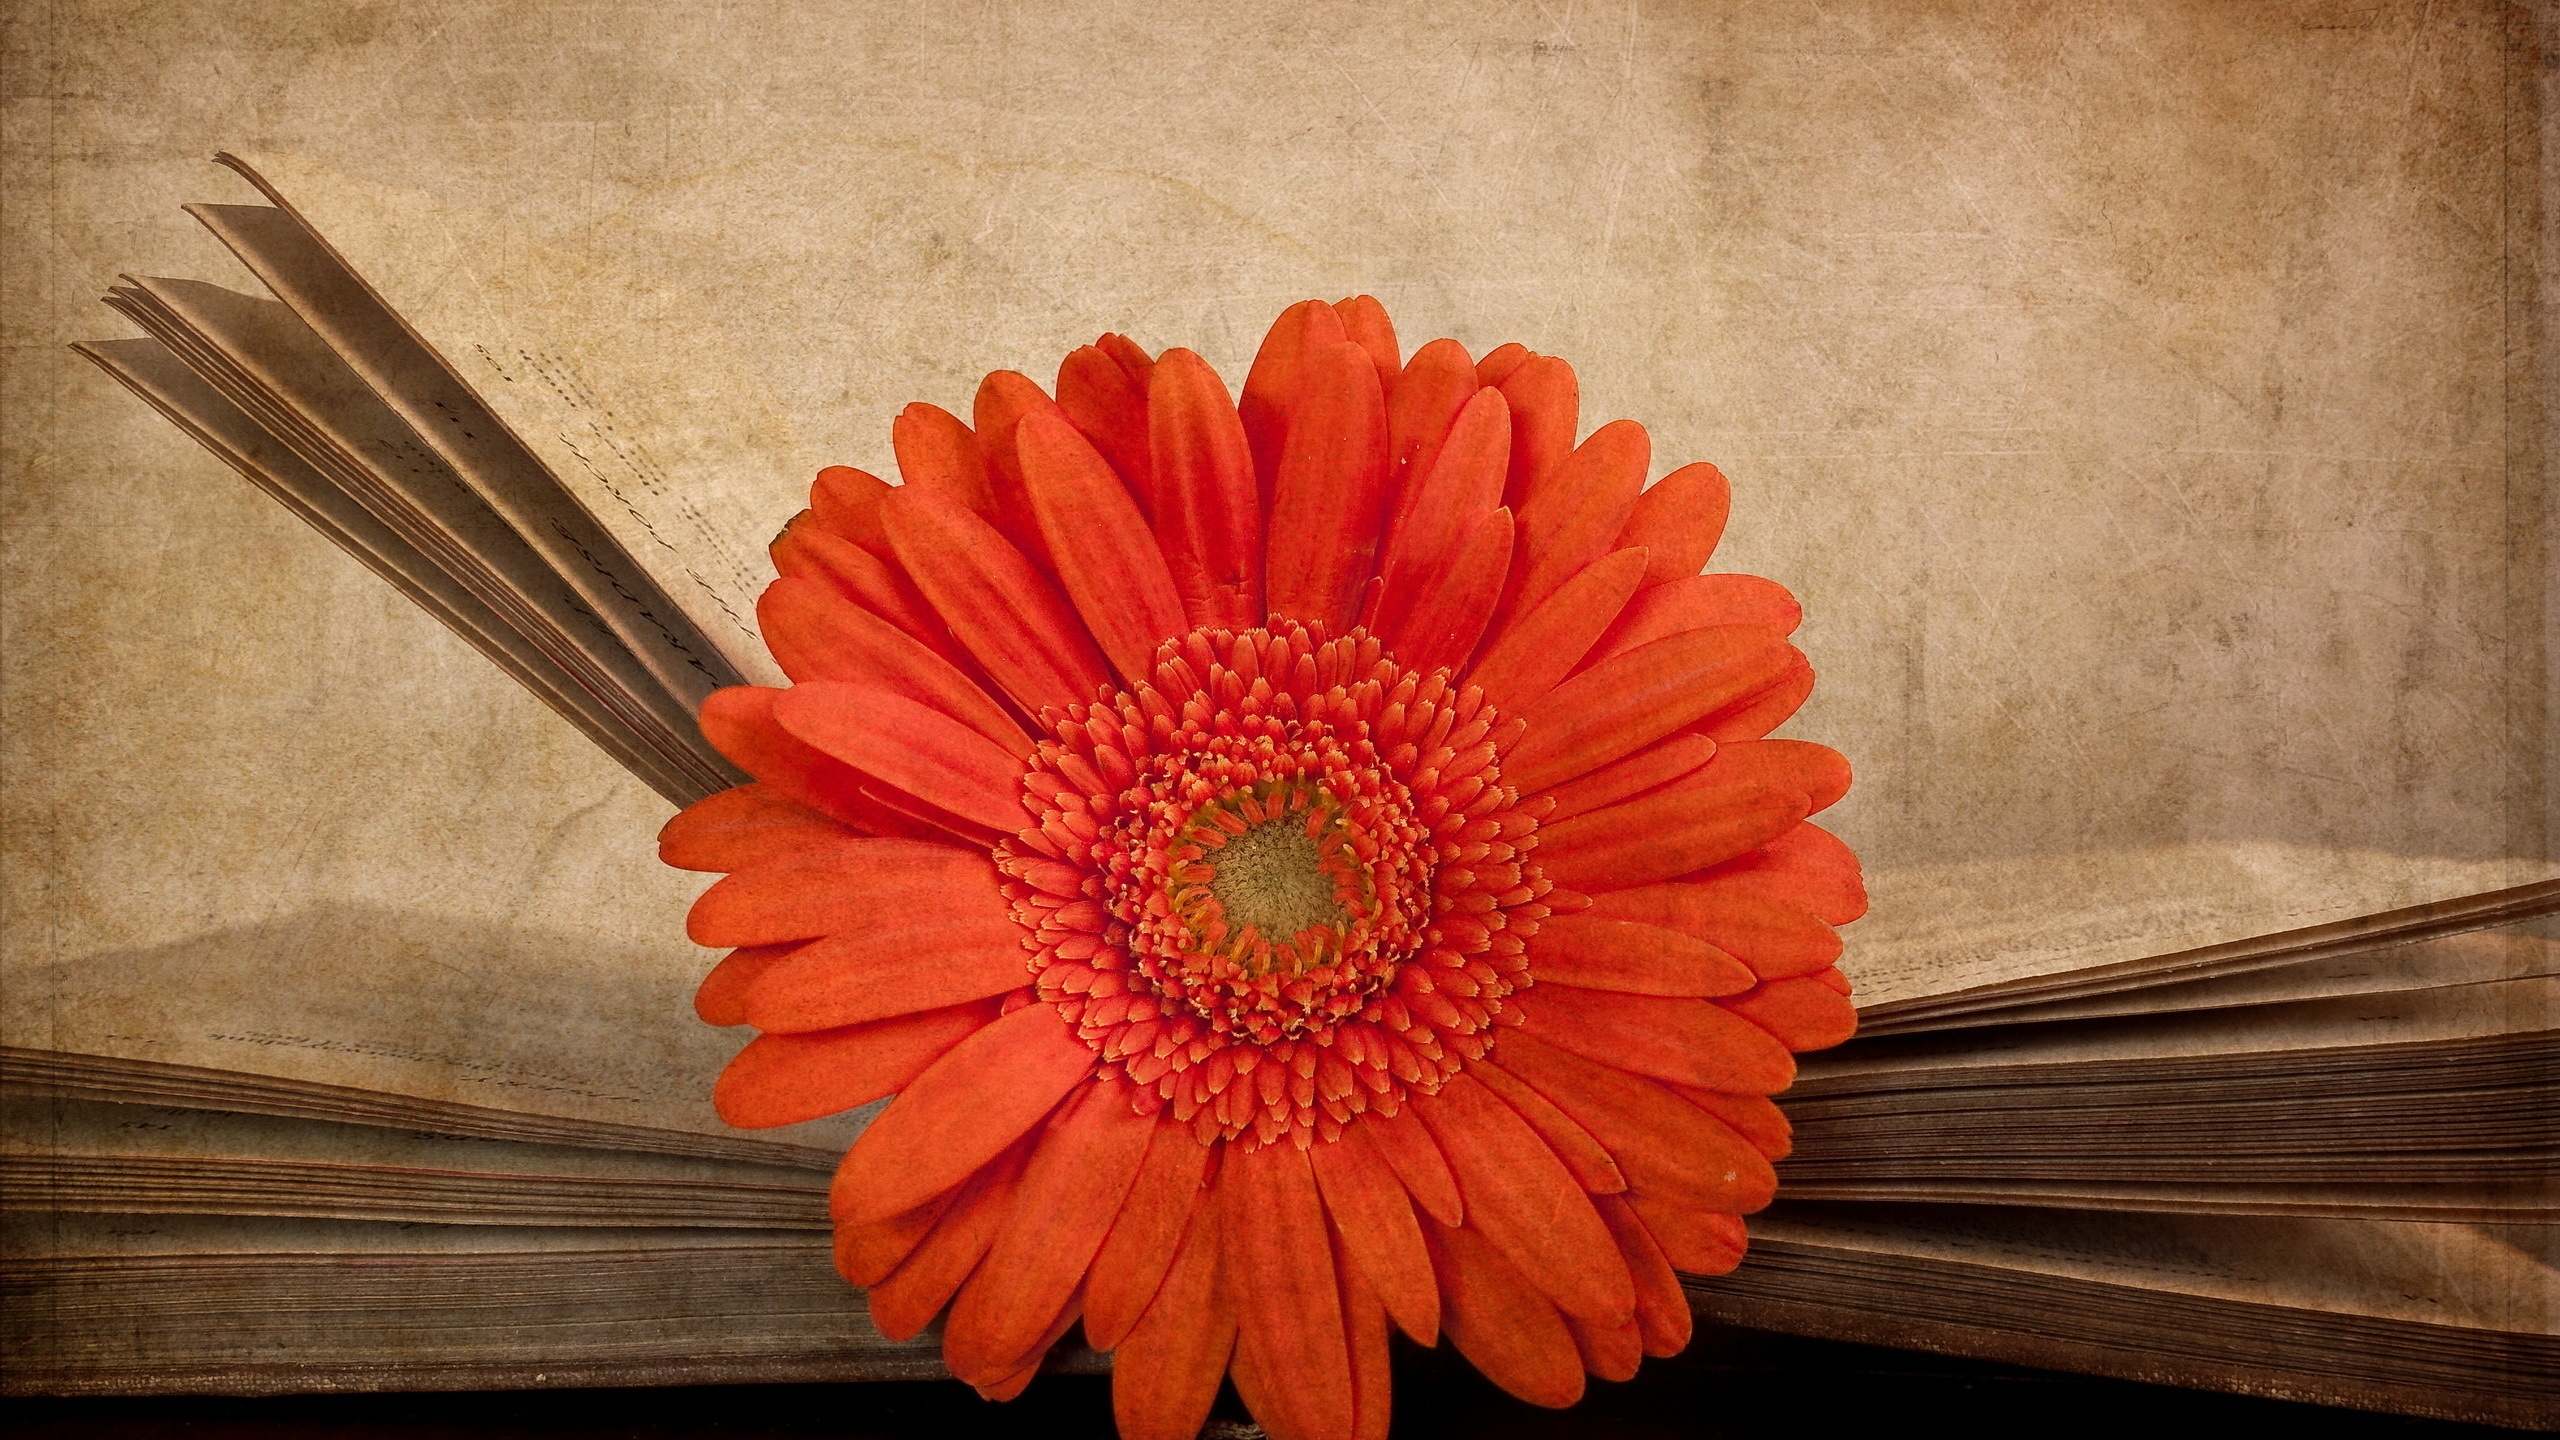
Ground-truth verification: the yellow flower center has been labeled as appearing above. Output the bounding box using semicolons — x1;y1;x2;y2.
1205;815;1351;967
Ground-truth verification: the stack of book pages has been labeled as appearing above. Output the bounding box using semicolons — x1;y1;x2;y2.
9;156;2552;1428
1;902;964;1391
1708;897;2556;1425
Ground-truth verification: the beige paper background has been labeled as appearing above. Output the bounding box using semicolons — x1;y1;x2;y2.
2;3;2550;1086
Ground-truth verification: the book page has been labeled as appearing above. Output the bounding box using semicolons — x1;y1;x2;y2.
70;338;703;806
5;1096;824;1219
1770;1178;2548;1226
0;900;869;1164
1844;845;2560;1012
1753;1204;2556;1336
1;1092;820;1191
1800;975;2556;1083
222;152;797;692
0;1212;819;1261
103;276;734;803
1894;923;2560;1032
185;193;748;719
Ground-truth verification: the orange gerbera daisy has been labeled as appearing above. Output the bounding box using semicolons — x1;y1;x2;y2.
661;298;1864;1440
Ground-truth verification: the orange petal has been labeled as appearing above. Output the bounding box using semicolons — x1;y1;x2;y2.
1682;738;1849;814
1356;1102;1463;1227
1098;332;1155;385
1112;1197;1236;1440
1698;652;1815;741
1467;1060;1624;1194
1056;343;1155;515
836;1190;954;1288
1422;1218;1585;1408
1537;784;1810;894
1265;341;1392;632
1687;821;1867;925
1506;629;1798;794
658;782;857;873
1626;1196;1747;1276
810;465;894;555
1222;1141;1354;1440
1332;294;1402;381
946;1077;1157;1381
881;490;1112;716
1238;299;1351;505
866;1140;1032;1339
685;835;992;946
971;1350;1042;1403
1147;347;1265;629
1085;1119;1215;1349
1310;1127;1441;1343
1616;462;1731;586
830;1002;1093;1224
1566;1313;1644;1383
1515;987;1796;1096
1376;386;1509;636
1585;884;1843;981
1661;1085;1793;1161
1333;1233;1396;1440
973;1294;1083;1396
1474;342;1530;387
845;780;981;848
741;905;1027;1033
1535;735;1716;825
972;371;1069;568
713;1000;998;1128
892;402;998;523
1724;974;1859;1052
774;683;1026;836
1016;410;1188;682
1380;337;1480;549
1411;1075;1633;1325
1529;914;1756;998
757;577;1028;753
1585;572;1802;671
695;687;927;837
1467;547;1649;714
771;520;966;671
1493;1030;1778;1215
1380;506;1512;677
1504;420;1649;624
1590;1192;1692;1357
1496;355;1578;510
693;941;800;1026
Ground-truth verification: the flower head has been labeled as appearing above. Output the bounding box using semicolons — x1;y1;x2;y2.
663;299;1864;1440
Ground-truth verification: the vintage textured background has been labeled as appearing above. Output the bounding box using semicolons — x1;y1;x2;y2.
3;4;2550;1056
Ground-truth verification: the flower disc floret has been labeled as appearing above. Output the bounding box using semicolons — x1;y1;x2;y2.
996;620;1553;1150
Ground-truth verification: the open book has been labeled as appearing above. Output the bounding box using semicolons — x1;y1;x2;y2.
13;156;2555;1427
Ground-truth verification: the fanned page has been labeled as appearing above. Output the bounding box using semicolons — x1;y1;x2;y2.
222;153;798;692
0;901;867;1166
96;267;737;805
3;1094;820;1192
1797;974;2553;1084
182;190;746;719
1845;845;2560;1017
69;337;705;806
1749;1206;2555;1337
4;1213;818;1260
71;339;521;668
1904;918;2560;1031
